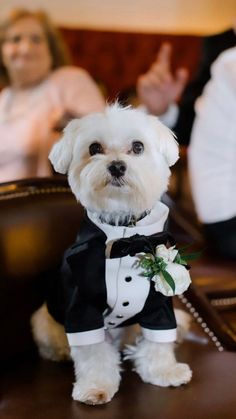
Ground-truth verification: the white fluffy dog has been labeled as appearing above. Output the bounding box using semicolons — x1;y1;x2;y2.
31;104;192;405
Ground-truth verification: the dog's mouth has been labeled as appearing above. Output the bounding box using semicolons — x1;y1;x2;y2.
106;177;127;187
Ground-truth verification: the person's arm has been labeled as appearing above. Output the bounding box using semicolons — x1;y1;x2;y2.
54;66;105;118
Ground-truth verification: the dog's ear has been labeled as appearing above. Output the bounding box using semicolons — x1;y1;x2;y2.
49;119;80;174
149;116;179;167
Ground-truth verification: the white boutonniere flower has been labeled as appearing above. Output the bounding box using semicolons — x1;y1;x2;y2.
138;244;194;297
151;260;191;296
155;244;178;263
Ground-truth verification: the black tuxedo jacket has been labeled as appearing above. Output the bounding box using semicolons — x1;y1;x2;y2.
47;215;176;340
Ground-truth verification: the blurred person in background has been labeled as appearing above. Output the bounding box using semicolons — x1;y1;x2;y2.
137;25;236;259
138;25;236;145
0;8;105;182
188;46;236;260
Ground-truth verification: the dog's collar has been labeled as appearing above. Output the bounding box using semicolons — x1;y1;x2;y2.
99;210;151;227
91;210;152;227
87;202;169;237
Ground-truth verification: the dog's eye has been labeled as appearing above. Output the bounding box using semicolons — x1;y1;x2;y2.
89;142;104;156
131;141;144;155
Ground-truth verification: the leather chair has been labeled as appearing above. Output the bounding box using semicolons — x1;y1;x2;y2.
1;178;236;419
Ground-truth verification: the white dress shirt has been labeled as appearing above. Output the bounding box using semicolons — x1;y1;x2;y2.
188;47;236;223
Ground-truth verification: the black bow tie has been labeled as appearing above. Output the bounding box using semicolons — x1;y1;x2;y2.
109;232;175;258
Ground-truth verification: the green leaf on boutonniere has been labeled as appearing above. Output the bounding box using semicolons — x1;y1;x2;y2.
174;247;201;266
161;269;176;293
137;242;197;295
174;253;188;266
178;251;202;261
138;254;169;280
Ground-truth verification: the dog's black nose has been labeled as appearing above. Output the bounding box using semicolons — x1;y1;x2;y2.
107;160;127;177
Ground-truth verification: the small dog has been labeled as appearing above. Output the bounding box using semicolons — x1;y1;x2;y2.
31;104;192;405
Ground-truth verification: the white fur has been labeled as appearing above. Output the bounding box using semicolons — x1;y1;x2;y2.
33;104;191;406
49;119;79;174
71;342;121;404
174;308;192;343
49;103;179;219
124;340;192;387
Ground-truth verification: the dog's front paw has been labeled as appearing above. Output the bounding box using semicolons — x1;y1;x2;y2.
71;342;121;405
72;380;117;405
147;362;192;387
126;340;192;388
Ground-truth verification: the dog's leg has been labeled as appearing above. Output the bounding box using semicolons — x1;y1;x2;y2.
125;339;192;387
174;308;192;343
31;304;70;361
71;341;121;405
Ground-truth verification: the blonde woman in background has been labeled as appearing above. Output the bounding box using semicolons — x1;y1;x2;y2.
0;9;105;182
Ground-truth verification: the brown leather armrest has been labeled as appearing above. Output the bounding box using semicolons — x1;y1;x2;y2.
0;177;83;361
180;284;236;351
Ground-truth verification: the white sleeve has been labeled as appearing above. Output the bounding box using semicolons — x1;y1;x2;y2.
138;103;179;128
188;47;236;223
157;103;179;128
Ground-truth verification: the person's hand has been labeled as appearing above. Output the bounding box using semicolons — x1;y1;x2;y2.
137;43;189;116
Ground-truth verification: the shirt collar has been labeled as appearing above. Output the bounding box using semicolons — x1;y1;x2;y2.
87;201;169;240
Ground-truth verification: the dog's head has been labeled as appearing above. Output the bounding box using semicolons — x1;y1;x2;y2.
49;104;179;220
